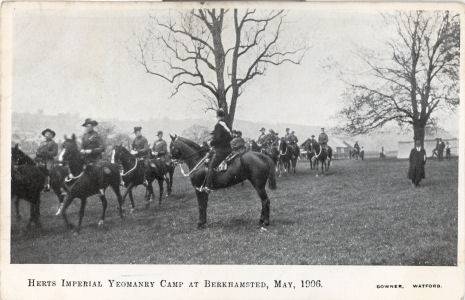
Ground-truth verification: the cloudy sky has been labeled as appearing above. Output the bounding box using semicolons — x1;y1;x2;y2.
10;3;459;132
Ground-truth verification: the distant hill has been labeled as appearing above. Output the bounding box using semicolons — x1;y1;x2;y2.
11;111;457;152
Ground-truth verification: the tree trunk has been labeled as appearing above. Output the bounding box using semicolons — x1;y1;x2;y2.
413;121;426;147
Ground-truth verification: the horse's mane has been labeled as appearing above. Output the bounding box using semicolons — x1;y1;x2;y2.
12;147;35;165
178;137;202;151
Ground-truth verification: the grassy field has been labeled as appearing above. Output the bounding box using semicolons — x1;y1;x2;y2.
10;157;458;265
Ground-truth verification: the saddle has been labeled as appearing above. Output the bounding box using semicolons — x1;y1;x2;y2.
215;148;246;172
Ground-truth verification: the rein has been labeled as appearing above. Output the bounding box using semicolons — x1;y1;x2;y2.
120;158;138;177
313;144;323;159
176;154;209;177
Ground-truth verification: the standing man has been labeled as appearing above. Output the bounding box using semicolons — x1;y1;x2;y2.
446;141;451;160
203;109;233;193
408;139;427;187
257;128;267;147
438;138;445;161
36;128;58;191
318;127;329;150
152;130;170;167
81;118;105;164
131;126;150;159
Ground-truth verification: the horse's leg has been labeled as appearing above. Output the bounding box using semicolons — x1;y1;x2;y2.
168;169;174;195
195;190;208;229
128;189;136;212
98;193;107;226
110;183;124;219
60;194;75;229
157;178;164;205
164;174;170;198
34;193;42;229
121;182;134;207
75;198;87;234
14;195;21;220
250;181;270;226
26;200;34;229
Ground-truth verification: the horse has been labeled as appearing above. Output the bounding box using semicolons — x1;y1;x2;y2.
350;148;360;160
111;145;173;210
250;140;279;166
309;141;332;175
12;144;70;216
11;145;46;229
287;142;300;173
277;138;291;176
301;139;318;170
169;135;276;229
57;134;124;234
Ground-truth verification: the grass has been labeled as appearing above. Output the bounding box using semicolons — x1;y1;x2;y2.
10;157;458;265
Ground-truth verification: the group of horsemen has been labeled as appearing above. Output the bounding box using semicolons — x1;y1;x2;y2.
33;109;330;193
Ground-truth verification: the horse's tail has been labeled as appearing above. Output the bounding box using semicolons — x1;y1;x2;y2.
263;154;277;190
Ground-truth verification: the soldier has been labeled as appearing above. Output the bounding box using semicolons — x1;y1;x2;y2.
445;141;451;160
288;130;298;145
284;128;291;142
353;141;360;152
36;128;58;191
310;134;317;144
131;126;150;159
81;118;105;164
408;140;427;187
231;130;246;153
152;130;170;167
318;127;329;149
257;128;266;146
203;109;233;193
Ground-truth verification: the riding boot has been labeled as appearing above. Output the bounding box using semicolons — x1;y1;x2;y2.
202;167;213;193
44;176;50;192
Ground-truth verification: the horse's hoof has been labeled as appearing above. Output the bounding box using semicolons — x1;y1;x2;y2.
73;231;80;236
98;220;104;227
264;220;270;226
197;223;207;230
260;226;268;232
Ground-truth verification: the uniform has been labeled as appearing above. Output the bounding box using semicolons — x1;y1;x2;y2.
318;132;328;147
36;139;58;169
152;139;169;163
132;135;150;158
288;134;298;145
81;131;105;163
257;133;267;146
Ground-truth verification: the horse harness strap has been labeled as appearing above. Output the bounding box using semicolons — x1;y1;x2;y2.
121;159;138;177
178;154;209;177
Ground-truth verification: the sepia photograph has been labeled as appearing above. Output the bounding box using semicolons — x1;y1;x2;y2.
1;1;463;299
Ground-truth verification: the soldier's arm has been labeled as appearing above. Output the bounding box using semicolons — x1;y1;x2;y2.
158;141;167;155
92;136;105;154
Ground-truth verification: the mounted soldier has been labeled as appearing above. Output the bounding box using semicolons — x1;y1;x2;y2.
318;127;329;150
353;141;360;152
81;118;105;164
231;130;246;154
310;134;317;144
288;130;298;145
202;108;233;193
152;130;171;168
284;128;291;142
257;128;267;147
131;126;150;159
35;128;58;191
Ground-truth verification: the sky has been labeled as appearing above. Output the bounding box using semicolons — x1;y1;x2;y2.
10;4;459;133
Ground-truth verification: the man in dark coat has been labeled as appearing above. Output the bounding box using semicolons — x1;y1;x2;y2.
438;138;445;161
81;118;105;164
36;128;58;191
203;109;232;193
257;128;266;147
152;130;170;167
408;140;427;187
131;126;150;159
318;127;329;149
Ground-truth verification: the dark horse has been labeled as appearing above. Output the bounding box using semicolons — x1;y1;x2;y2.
58;135;124;233
277;138;291;176
11;144;70;216
309;142;332;175
111;145;174;210
170;135;276;229
301;139;318;170
11;145;46;228
250;140;279;166
287;142;300;173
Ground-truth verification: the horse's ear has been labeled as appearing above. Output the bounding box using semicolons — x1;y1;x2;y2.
64;134;67;140
170;134;175;141
14;144;18;150
71;134;76;141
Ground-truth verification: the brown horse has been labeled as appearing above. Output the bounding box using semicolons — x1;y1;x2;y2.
169;135;276;229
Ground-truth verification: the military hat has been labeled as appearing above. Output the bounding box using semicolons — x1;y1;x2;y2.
81;118;98;127
285;128;290;131
259;127;265;132
311;135;315;138
41;128;56;137
216;108;226;118
134;126;142;133
157;130;163;136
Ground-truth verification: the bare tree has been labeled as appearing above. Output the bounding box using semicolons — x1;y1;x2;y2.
135;9;308;128
338;11;459;145
182;124;211;145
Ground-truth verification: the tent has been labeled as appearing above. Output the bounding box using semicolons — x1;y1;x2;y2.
331;137;351;159
397;138;458;159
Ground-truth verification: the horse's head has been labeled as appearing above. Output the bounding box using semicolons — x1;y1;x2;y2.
59;134;79;163
111;144;130;164
169;134;182;160
11;144;34;165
